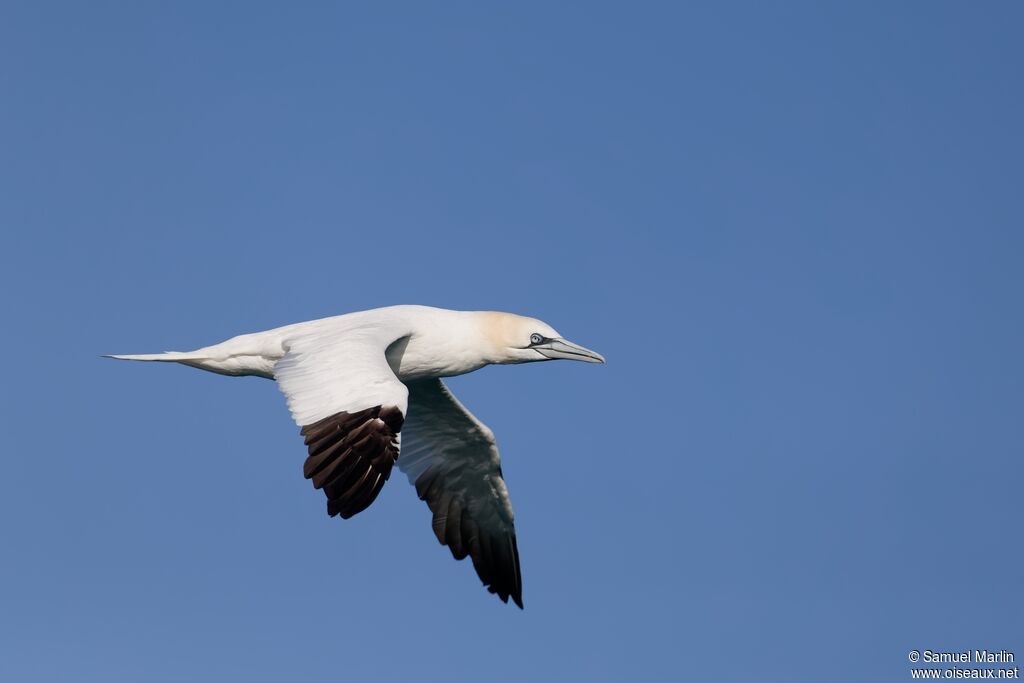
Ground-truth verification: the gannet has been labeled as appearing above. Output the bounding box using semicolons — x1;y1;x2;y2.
108;305;604;608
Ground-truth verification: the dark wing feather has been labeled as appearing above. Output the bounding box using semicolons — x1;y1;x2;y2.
299;405;404;519
399;379;523;608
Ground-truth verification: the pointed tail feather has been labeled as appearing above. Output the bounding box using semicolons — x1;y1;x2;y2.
105;339;273;377
104;352;207;362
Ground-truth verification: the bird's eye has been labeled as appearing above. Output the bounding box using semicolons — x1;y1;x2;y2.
530;333;545;345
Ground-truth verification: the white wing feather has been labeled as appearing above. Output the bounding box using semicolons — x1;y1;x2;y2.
273;322;411;426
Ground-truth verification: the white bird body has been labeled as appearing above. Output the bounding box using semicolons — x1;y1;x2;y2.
123;306;533;380
108;304;604;608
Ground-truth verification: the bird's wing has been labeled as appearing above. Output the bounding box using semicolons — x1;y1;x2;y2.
399;378;523;608
274;323;410;519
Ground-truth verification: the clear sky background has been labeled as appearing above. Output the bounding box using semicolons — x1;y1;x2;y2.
1;3;1021;681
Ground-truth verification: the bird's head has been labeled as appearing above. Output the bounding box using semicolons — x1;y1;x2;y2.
478;312;605;365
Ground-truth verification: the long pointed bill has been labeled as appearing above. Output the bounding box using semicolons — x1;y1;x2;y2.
534;338;606;363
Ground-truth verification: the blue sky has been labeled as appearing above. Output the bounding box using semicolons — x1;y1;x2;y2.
1;2;1021;681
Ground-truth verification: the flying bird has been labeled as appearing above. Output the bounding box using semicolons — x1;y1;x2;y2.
108;305;604;608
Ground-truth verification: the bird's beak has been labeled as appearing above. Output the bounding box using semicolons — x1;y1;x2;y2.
534;338;606;364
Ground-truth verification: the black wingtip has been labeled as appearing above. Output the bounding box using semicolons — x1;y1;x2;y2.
301;406;402;520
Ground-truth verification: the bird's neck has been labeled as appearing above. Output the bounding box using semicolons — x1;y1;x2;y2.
387;310;499;381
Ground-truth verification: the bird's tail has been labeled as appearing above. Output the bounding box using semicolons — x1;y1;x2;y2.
106;333;274;377
104;351;208;362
